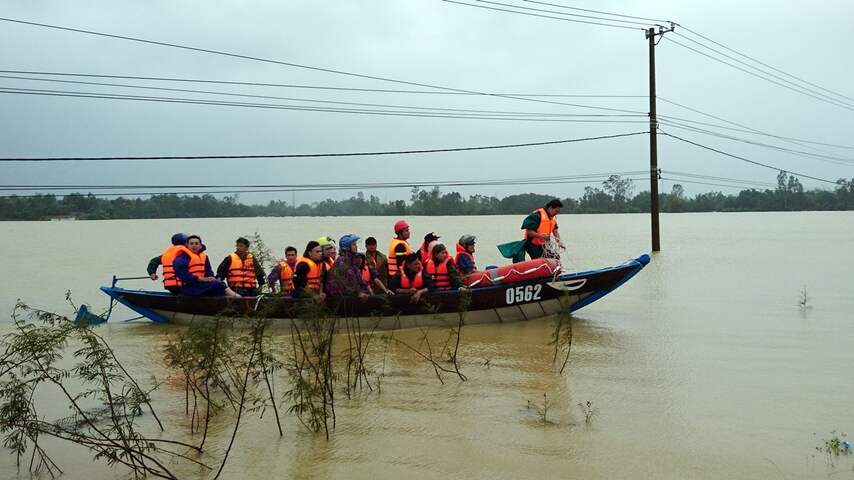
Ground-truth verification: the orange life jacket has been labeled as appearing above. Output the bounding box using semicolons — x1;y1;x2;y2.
226;252;257;289
425;258;452;290
296;256;323;292
361;265;372;284
455;243;476;272
525;208;557;246
398;268;425;289
324;257;335;271
277;260;294;294
418;243;431;264
387;238;412;276
185;249;208;279
161;244;187;288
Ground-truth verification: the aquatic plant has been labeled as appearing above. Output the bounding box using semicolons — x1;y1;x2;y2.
1;301;203;479
550;294;575;374
578;400;599;426
799;285;810;311
526;393;552;424
816;431;851;457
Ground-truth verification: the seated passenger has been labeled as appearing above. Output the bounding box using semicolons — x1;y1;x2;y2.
356;252;392;295
147;232;187;294
325;234;370;300
216;237;266;297
425;244;464;291
389;253;435;304
174;235;241;297
455;235;478;275
417;232;441;264
293;241;326;300
267;246;297;296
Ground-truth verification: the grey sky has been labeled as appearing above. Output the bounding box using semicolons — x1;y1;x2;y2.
1;0;852;204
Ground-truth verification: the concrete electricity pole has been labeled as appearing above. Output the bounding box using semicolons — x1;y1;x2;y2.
646;23;674;252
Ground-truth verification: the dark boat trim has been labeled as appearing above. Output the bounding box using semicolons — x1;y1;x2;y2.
100;254;650;325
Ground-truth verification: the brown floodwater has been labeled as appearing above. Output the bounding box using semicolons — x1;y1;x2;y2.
1;212;853;479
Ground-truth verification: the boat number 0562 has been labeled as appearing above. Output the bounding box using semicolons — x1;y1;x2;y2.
505;284;542;305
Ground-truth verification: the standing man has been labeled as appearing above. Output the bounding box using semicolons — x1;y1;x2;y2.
387;220;413;278
216;237;266;296
521;199;565;260
364;237;388;287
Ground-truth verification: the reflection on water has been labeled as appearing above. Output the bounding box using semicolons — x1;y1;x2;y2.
1;212;854;479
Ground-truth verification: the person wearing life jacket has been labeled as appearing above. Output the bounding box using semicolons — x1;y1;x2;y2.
318;236;337;272
173;235;241;297
521;199;565;260
147;232;188;294
325;234;370;300
266;246;298;296
417;232;441;264
425;244;464;291
293;241;326;300
455;234;478;275
364;237;388;287
356;252;393;295
216;237;266;296
389;253;435;304
387;220;413;277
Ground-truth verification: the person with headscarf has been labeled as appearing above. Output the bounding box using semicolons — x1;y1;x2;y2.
325;234;370;300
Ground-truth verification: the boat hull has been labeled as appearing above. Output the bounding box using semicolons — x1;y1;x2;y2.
101;254;649;329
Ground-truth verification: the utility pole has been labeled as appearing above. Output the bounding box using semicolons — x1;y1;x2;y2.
646;23;673;252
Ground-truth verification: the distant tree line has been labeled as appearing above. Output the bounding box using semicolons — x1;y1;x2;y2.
2;172;854;221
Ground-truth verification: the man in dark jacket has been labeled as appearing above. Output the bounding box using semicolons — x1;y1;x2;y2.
216;237;266;296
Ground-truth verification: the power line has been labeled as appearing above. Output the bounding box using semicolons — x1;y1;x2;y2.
519;0;669;23
0;171;647;191
670;31;854;110
656;111;854;151
440;0;643;30
0;69;647;98
658;119;854;166
0;75;645;117
661;170;777;188
658;96;854;155
677;24;854;105
460;0;654;26
661;131;839;184
0;131;647;162
659;176;767;190
0;16;647;114
663;37;854;113
0;175;650;199
0;87;652;123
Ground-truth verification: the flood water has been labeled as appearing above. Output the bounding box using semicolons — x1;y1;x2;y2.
1;212;853;479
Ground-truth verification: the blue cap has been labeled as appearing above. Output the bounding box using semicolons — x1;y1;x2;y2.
171;233;188;245
339;234;360;250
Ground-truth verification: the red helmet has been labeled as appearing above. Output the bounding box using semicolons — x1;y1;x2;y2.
394;220;409;233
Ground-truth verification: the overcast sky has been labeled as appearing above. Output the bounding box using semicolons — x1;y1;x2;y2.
1;0;852;204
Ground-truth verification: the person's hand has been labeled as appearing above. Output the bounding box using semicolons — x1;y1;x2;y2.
319;292;327;301
358;292;369;302
201;276;217;282
411;290;423;304
384;288;393;295
149;273;158;281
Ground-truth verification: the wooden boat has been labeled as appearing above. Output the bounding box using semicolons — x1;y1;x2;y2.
100;254;649;329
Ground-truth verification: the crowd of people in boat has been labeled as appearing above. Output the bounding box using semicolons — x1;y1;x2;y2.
146;199;564;303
